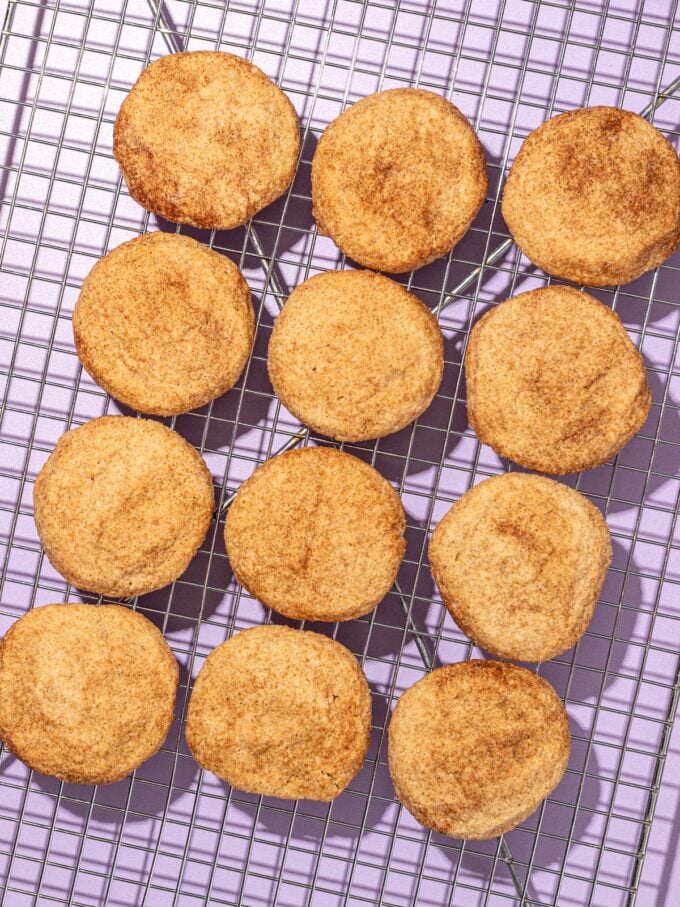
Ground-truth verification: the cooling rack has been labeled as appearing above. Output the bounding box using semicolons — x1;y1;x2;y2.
1;1;679;905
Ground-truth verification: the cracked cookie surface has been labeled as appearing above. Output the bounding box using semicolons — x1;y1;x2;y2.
465;286;651;474
114;51;300;229
186;625;371;800
225;447;405;621
74;232;254;416
268;270;444;442
0;604;178;784
430;473;612;662
34;416;214;597
312;88;487;272
388;660;570;839
502;106;680;286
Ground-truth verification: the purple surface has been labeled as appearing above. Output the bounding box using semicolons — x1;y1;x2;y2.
0;0;679;905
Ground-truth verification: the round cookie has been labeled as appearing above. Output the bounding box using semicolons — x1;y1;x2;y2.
186;625;371;800
429;473;612;662
34;416;214;597
0;604;178;784
312;88;488;272
74;233;254;416
268;270;444;441
465;286;651;474
388;660;570;839
225;447;405;621
502;106;680;286
114;51;300;229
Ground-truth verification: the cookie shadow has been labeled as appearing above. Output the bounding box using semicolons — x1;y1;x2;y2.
524;371;669;521
134;515;234;636
464;536;641;709
262;610;410;668
380;507;648;693
601;245;680;329
248;506;436;669
102;292;272;457
71;480;234;632
236;129;319;296
337;327;468;486
152;129;318;303
432;296;672;515
387;529;647;708
198;678;396;900
418;711;602;906
27;662;199;831
546;537;646;700
85;283;276;449
340;243;543;485
596;369;677;517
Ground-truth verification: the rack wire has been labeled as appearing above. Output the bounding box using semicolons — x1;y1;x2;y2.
1;1;679;905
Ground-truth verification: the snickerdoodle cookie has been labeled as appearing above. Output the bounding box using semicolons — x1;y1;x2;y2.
114;51;300;229
465;286;651;474
502;106;680;286
429;473;612;662
74;233;254;415
388;660;570;839
0;604;178;784
312;89;488;272
268;270;444;441
186;625;371;800
34;416;214;597
225;447;405;621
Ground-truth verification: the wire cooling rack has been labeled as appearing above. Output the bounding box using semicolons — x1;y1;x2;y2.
1;1;680;905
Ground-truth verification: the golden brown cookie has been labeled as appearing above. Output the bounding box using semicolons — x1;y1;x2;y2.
502;106;680;286
114;51;300;229
186;625;371;800
465;286;651;474
312;89;488;272
388;660;570;839
74;233;254;416
225;447;405;621
0;604;178;784
429;474;612;662
268;270;444;441
34;416;214;597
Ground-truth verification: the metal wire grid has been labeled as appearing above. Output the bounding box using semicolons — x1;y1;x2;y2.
0;1;679;905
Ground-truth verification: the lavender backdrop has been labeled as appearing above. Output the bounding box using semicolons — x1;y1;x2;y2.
1;1;679;905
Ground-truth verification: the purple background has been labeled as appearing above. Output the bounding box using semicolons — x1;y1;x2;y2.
1;0;679;905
